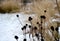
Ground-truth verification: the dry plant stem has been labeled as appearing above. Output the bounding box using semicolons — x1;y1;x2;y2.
17;17;23;26
30;21;34;41
56;0;60;14
17;39;18;41
54;0;60;39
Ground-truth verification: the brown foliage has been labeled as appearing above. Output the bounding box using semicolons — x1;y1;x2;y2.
0;0;20;13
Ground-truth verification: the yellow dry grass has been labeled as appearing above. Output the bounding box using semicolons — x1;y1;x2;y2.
25;0;60;41
0;0;21;13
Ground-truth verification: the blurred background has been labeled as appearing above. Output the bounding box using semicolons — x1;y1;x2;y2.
0;0;60;41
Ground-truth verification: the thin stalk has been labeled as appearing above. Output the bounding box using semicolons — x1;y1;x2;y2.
30;21;34;41
17;39;18;41
28;21;32;41
57;22;60;41
49;29;57;41
56;0;60;14
41;18;43;41
17;17;23;26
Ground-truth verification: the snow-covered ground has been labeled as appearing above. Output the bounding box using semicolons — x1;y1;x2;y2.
0;13;60;41
0;13;35;41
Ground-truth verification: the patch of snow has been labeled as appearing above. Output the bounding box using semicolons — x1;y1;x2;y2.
55;13;60;17
52;18;60;23
0;13;35;41
59;27;60;34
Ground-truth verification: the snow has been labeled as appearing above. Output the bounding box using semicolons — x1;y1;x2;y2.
0;13;35;41
55;13;60;17
52;18;60;23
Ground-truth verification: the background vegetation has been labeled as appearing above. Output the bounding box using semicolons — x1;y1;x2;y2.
0;0;20;13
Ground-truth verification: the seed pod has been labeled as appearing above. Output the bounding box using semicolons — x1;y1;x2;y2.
28;17;32;21
23;26;26;29
51;26;54;31
34;26;37;30
26;24;28;26
44;10;47;13
23;38;27;41
29;25;31;28
40;15;46;19
21;27;24;30
37;22;39;24
14;35;19;40
41;38;44;41
35;33;39;37
16;15;19;17
55;27;58;32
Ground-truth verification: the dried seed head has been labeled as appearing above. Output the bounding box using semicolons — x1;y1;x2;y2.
51;26;54;31
14;35;19;40
28;17;33;21
16;15;19;17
